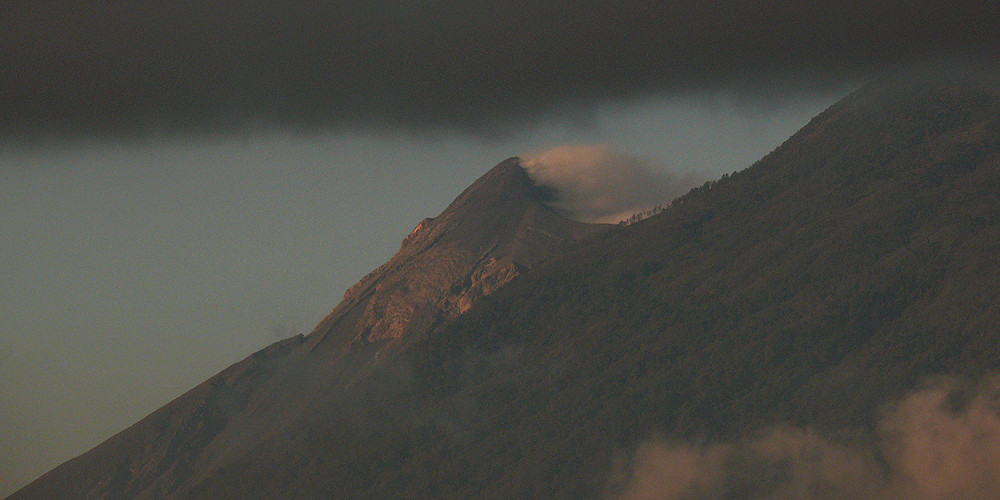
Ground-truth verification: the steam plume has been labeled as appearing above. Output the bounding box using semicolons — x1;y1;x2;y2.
520;144;699;224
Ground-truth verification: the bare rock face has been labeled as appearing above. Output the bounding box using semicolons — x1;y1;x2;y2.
307;157;607;351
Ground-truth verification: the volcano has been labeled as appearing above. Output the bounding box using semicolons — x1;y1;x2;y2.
12;61;1000;499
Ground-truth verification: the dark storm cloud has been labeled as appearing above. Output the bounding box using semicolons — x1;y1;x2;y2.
3;0;999;139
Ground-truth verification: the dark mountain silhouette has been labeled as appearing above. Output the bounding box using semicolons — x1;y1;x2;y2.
12;60;1000;498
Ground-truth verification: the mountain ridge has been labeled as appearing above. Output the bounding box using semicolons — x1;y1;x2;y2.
387;65;1000;496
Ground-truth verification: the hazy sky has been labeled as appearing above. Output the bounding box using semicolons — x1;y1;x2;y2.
3;0;998;495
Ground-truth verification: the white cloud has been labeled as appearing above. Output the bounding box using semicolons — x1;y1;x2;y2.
616;377;1000;499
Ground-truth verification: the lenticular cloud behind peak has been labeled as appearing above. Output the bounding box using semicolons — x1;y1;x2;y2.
520;144;699;224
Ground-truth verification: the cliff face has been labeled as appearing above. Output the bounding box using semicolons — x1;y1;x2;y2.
11;158;608;499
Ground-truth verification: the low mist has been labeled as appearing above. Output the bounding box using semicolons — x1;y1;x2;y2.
520;144;700;224
616;376;1000;499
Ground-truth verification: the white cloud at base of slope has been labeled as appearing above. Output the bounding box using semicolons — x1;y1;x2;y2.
615;376;1000;500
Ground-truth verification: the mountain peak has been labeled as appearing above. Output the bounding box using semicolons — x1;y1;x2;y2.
306;158;607;350
446;157;555;210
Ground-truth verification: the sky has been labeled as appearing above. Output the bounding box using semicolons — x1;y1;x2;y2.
2;0;998;495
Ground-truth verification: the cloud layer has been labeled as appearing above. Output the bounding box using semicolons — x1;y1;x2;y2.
520;144;698;223
616;376;1000;499
3;1;999;139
